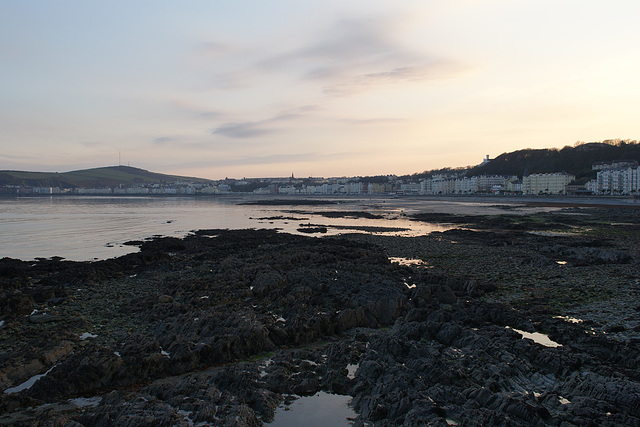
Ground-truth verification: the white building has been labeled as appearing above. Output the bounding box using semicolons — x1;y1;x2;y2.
430;176;450;195
420;179;432;195
125;187;151;194
596;166;640;195
421;175;514;195
454;177;478;194
278;186;297;194
522;173;575;195
33;187;61;194
77;187;112;194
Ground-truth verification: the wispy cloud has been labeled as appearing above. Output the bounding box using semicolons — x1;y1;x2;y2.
0;153;32;161
190;110;221;120
166;99;222;121
259;18;400;77
338;117;407;125
153;136;175;145
211;121;277;139
256;16;466;96
271;105;319;121
323;61;466;96
211;105;319;139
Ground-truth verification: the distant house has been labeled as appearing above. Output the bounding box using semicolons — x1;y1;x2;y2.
504;178;522;193
33;187;61;194
592;160;638;171
76;188;112;194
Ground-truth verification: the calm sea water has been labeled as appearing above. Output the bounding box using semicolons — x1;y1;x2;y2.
0;194;570;261
0;195;458;261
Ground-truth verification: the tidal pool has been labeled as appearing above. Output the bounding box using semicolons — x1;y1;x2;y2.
268;391;356;426
507;327;562;348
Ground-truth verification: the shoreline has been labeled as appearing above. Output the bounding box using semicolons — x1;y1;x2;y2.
3;191;638;204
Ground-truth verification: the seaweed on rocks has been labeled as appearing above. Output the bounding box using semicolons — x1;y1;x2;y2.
1;210;640;426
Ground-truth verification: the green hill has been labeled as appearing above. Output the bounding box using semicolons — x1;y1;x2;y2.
0;166;212;188
466;140;640;180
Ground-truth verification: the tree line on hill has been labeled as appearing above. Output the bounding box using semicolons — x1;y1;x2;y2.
407;139;640;182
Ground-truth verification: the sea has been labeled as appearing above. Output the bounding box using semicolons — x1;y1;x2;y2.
1;194;608;262
0;195;459;261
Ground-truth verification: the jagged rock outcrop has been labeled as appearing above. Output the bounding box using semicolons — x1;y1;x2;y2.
1;208;639;426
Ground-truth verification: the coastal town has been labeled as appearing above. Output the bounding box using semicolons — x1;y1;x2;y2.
4;158;640;197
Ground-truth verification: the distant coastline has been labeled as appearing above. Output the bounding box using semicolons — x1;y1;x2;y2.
4;141;640;197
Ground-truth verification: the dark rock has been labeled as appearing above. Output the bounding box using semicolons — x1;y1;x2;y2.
2;224;640;426
606;324;626;333
28;314;63;323
156;294;173;304
251;269;285;297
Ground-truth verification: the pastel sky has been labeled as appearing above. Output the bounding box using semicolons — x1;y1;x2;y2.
2;1;640;179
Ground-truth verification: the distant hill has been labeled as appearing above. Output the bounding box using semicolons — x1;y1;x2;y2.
5;139;640;188
0;166;212;188
466;140;640;180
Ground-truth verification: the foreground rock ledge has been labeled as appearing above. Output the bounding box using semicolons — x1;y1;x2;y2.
0;227;638;426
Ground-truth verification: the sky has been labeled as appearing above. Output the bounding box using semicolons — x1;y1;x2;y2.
2;1;640;179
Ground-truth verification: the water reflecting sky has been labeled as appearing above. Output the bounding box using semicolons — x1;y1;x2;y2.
1;195;461;261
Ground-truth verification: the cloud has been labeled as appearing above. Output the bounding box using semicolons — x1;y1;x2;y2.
211;105;319;139
256;16;466;96
153;136;175;145
323;61;466;96
259;18;400;76
211;121;276;139
338;117;407;126
271;105;320;121
166;99;222;121
194;111;221;120
0;153;31;161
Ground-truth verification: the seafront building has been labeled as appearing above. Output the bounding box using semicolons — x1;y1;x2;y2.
522;173;575;195
419;175;517;195
594;161;640;195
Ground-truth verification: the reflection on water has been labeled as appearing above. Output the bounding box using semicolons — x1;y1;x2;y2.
1;196;256;260
389;257;429;267
268;391;355;426
553;315;583;324
0;196;454;261
4;194;554;261
346;364;358;380
507;327;562;348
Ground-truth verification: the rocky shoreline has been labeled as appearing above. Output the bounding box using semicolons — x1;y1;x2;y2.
1;206;639;426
